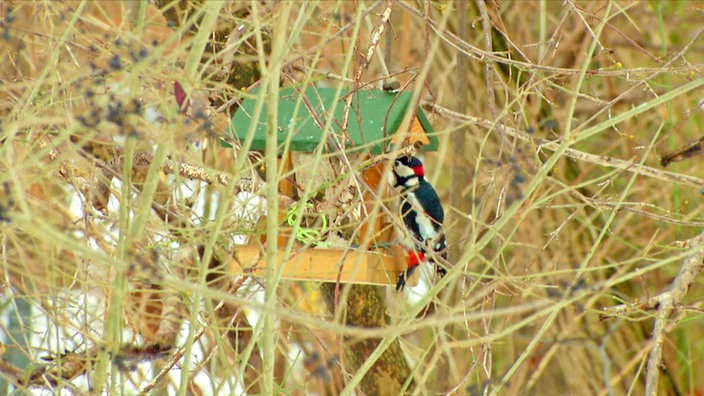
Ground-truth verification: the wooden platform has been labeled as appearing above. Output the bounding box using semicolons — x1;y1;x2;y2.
227;244;418;286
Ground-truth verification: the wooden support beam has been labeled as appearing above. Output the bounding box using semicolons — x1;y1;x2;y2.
227;244;418;286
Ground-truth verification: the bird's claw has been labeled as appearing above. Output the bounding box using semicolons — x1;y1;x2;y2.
396;266;418;292
396;273;407;291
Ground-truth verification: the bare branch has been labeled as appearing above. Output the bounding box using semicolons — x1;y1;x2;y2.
423;101;704;189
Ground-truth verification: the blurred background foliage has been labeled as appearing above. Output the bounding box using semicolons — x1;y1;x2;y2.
1;1;704;395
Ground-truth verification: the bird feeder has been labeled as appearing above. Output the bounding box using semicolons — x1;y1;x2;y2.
226;86;438;285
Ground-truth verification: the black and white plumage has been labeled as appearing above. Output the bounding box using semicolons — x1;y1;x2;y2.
392;155;447;291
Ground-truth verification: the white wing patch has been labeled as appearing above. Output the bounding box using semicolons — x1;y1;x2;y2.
406;192;438;243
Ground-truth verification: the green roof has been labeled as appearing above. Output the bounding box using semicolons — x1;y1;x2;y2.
227;86;437;154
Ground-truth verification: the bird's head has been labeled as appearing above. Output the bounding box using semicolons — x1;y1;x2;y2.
392;155;425;187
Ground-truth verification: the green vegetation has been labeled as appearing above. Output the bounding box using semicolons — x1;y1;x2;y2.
1;1;703;395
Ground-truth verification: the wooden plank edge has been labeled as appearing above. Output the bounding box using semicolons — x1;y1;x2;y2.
226;245;419;286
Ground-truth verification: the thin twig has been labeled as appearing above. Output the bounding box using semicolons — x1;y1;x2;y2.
475;0;507;145
645;232;704;395
397;1;702;78
138;277;248;394
422;101;704;189
215;1;384;114
596;232;704;394
341;0;393;142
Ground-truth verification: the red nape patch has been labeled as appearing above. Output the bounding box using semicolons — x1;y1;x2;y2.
407;251;426;267
412;165;424;177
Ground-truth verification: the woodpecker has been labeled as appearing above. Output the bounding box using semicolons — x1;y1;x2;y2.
391;155;447;291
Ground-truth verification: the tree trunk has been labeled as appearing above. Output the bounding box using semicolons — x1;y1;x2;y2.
321;284;413;395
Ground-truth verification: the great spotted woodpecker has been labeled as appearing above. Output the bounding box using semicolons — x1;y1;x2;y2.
391;155;447;291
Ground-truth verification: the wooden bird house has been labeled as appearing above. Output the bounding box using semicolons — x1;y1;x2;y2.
226;86;438;285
